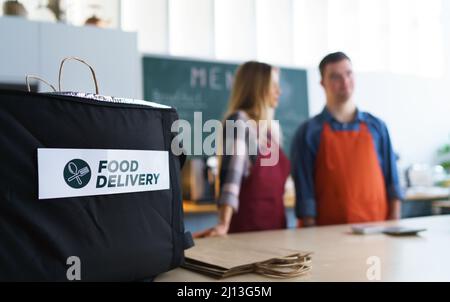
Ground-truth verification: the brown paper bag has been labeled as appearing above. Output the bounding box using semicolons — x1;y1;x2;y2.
182;236;312;279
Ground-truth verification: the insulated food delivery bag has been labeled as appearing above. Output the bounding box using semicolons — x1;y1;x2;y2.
0;89;192;281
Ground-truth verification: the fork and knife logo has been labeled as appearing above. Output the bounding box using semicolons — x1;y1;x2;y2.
63;159;92;189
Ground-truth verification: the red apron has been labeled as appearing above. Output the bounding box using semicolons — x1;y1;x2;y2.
314;122;388;226
229;144;290;233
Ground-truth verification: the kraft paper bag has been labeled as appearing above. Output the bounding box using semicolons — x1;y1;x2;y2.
182;236;312;279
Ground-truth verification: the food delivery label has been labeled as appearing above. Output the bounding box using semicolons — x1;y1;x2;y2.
37;148;170;199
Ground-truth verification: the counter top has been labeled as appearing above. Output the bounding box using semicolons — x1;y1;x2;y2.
183;202;218;214
183;194;295;214
183;187;450;214
404;186;449;201
156;215;450;281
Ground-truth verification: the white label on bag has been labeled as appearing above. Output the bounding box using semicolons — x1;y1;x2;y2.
37;148;170;199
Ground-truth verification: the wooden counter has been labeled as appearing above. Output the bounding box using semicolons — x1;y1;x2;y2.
402;187;449;217
404;186;449;201
183;194;295;214
156;215;450;282
183;187;450;214
183;202;218;214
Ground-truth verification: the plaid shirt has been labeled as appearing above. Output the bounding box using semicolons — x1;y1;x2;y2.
217;111;258;211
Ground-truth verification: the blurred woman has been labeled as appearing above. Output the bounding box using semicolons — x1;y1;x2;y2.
195;61;291;236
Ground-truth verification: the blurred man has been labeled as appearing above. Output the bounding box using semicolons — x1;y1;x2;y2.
291;52;402;227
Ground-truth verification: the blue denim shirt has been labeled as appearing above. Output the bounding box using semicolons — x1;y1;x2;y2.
290;107;404;218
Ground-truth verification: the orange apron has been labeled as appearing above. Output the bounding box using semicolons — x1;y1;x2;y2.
314;122;388;226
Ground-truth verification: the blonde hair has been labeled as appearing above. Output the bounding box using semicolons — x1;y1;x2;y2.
225;61;274;122
216;62;281;193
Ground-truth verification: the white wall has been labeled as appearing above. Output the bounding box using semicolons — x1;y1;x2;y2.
214;0;256;61
121;0;168;54
168;0;214;58
0;16;39;83
39;21;141;98
256;0;293;65
0;16;141;99
121;0;446;77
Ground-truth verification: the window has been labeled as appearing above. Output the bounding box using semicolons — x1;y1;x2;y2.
214;0;256;61
121;0;168;54
168;0;214;58
118;0;446;77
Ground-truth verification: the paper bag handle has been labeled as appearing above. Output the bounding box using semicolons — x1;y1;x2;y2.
58;57;99;94
25;75;57;92
253;253;312;279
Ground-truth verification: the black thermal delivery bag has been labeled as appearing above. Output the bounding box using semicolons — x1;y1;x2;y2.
0;89;193;281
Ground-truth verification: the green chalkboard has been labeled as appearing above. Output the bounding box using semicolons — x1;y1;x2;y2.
143;55;309;156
